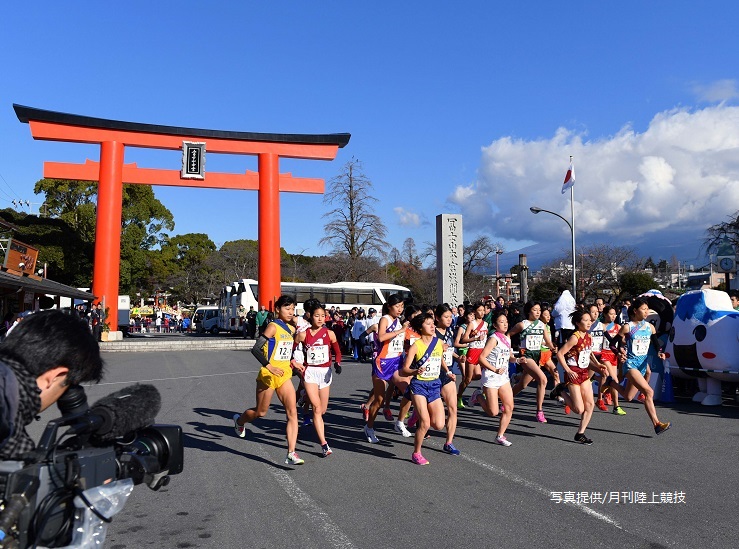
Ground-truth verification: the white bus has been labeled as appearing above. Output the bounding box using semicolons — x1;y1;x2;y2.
218;279;413;334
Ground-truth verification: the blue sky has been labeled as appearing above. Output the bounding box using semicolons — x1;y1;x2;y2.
2;1;738;272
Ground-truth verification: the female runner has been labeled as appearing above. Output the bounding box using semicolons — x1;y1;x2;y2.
599;305;624;415
458;302;487;404
509;301;554;423
603;298;671;435
391;304;422;438
550;310;608;444
234;295;306;465
363;294;408;443
294;302;343;457
434;304;460;455
475;310;517;446
453;309;475;408
399;312;449;465
588;304;618;414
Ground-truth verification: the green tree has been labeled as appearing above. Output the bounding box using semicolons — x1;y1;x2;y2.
33;179;174;295
158;233;217;304
618;271;658;299
0;209;93;287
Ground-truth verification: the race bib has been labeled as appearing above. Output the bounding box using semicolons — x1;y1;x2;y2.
495;350;509;370
389;333;405;355
470;337;485;349
443;347;453;366
419;356;442;379
591;334;604;352
306;344;329;365
577;349;591;369
632;337;649;356
525;333;543;350
275;340;293;362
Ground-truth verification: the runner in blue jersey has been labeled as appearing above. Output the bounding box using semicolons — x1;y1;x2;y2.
603;298;671;435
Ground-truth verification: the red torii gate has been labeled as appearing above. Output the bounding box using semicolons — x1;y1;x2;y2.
14;105;350;330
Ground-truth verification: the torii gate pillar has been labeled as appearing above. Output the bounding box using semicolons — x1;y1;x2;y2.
15;105;350;330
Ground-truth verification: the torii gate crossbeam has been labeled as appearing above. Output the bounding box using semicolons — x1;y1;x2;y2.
14;105;350;330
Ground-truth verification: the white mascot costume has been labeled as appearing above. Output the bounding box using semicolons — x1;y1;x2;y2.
665;289;739;406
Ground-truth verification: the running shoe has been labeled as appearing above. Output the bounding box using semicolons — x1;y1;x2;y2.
535;410;547;423
364;425;379;443
604;392;613;406
360;403;369;422
500;404;505;413
549;382;567;401
469;389;482;407
394;421;412;438
285;451;305;465
411;452;430;465
596;399;608;412
407;410;419;429
654;421;671;435
613;406;626;416
302;415;312;428
321;443;332;457
457;396;466;409
574;433;593;445
297;389;306;408
564;405;571;415
443;442;461;455
383;408;394;422
637;394;646;403
233;414;247;438
495;435;512;447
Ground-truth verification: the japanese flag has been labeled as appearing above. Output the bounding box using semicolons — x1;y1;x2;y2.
561;161;575;194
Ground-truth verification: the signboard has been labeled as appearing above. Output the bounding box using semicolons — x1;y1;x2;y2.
3;239;39;274
436;214;464;306
181;141;206;180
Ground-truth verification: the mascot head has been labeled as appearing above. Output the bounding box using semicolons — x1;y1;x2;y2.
638;289;674;336
666;289;739;376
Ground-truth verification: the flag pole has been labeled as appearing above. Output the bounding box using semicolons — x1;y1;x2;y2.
570;155;576;298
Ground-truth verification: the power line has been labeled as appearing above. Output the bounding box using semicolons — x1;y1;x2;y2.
0;171;23;201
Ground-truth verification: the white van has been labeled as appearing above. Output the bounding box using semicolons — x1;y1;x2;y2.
193;306;220;334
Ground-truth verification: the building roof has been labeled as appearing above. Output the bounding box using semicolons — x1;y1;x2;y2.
0;270;95;300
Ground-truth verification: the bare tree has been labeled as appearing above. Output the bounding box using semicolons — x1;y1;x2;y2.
463;235;503;276
704;210;739;252
532;244;643;303
320;159;390;280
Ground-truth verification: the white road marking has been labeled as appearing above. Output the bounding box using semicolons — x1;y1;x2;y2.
92;370;260;386
461;451;622;527
250;445;358;549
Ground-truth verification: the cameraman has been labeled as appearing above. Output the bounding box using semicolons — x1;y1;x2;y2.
0;310;104;461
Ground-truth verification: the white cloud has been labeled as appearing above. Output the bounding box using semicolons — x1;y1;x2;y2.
449;105;739;244
691;79;739;103
394;206;421;227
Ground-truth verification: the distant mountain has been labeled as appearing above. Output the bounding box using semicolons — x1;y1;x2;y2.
494;227;709;274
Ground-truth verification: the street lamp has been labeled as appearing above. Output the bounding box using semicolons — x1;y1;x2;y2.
495;248;504;297
530;206;576;296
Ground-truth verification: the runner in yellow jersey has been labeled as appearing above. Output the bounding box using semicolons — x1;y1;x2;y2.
233;295;307;465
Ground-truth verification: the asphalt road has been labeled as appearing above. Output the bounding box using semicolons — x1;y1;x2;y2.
31;349;738;549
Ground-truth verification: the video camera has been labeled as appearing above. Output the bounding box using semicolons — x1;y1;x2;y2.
0;384;183;548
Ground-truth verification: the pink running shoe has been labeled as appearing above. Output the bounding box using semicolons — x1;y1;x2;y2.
383;408;394;422
500;404;506;413
411;452;429;465
360;403;369;422
535;410;547;423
